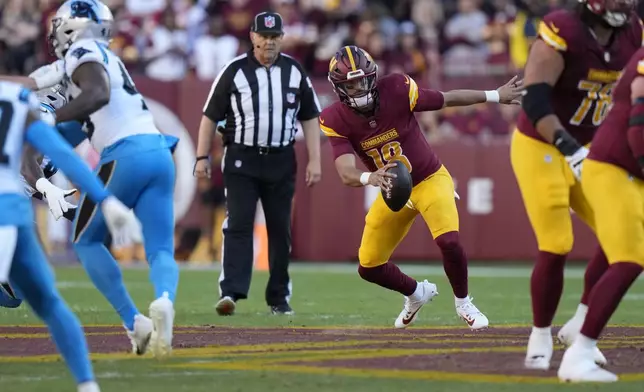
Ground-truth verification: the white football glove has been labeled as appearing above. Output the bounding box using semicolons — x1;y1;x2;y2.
35;178;77;221
565;146;589;181
101;196;137;248
29;60;65;90
454;190;460;200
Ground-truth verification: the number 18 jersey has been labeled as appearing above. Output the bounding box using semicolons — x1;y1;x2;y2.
63;38;159;154
516;10;643;146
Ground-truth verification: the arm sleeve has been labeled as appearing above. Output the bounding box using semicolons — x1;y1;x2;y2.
202;64;235;123
25;120;109;203
56;121;87;148
404;74;444;112
297;73;322;121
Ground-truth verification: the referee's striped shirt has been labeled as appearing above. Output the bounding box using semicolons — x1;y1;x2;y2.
203;50;322;148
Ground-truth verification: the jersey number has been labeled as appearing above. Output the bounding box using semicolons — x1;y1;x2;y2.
96;42;148;111
365;141;413;173
570;80;613;126
0;100;14;164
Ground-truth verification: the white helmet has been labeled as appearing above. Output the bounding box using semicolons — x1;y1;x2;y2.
49;0;114;59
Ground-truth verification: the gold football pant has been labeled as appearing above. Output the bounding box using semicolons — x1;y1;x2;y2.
510;130;595;255
359;165;459;267
582;159;644;265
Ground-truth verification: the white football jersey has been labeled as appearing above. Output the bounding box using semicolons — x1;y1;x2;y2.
63;38;159;154
0;82;41;195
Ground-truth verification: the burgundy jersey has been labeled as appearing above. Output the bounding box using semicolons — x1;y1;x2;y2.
320;73;443;186
517;10;643;146
589;47;644;179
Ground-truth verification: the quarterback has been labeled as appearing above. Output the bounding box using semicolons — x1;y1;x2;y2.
558;46;644;383
320;45;522;330
514;0;641;369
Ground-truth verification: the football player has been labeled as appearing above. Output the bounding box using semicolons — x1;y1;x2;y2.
320;45;522;330
0;85;88;309
557;45;644;383
32;0;180;358
515;0;641;370
0;80;137;392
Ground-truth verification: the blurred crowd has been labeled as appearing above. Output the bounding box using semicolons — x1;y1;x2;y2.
4;0;644;143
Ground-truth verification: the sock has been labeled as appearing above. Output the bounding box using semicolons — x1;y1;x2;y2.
455;296;471;306
409;282;424;300
572;303;588;323
574;334;597;350
531;251;566;327
74;243;139;330
148;250;179;301
581;247;609;305
435;232;468;298
358;263;417;296
532;326;552;336
580;262;643;339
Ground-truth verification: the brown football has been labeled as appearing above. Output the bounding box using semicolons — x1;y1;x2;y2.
381;160;412;212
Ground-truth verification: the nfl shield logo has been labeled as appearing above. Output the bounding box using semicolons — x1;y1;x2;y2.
264;16;276;28
286;93;295;103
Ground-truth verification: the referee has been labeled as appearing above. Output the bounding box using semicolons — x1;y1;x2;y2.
193;11;322;316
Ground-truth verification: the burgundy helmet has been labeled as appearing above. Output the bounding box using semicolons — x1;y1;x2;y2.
581;0;637;27
328;45;379;114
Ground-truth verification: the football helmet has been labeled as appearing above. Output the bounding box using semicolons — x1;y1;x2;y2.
49;0;114;59
580;0;637;27
328;46;379;114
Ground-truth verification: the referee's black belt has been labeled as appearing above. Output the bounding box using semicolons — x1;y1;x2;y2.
228;143;294;155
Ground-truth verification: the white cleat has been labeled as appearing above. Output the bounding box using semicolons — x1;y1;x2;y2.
525;327;553;370
125;314;153;355
558;340;618;383
149;292;174;359
78;381;101;392
557;317;608;366
394;280;438;329
455;296;489;330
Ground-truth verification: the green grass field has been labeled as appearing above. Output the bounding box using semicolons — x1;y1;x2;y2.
1;262;644;392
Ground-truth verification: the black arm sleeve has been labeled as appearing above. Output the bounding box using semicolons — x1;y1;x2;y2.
203;64;236;123
297;71;322;121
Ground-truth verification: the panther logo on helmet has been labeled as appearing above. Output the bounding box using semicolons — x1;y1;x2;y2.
49;0;114;59
328;46;379;114
580;0;637;27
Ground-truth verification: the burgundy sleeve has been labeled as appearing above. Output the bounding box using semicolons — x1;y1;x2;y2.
627;126;644;159
328;136;355;159
414;88;445;112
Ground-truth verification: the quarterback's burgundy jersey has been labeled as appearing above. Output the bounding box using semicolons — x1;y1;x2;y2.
516;9;643;146
321;73;443;186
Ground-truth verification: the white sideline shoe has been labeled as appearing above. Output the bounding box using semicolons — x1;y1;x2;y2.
558;314;608;366
394;280;438;328
525;327;553;370
125;314;153;355
78;381;100;392
558;336;618;383
455;296;489;330
149;292;174;358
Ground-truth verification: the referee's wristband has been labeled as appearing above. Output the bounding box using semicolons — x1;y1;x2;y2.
195;155;210;162
484;90;500;103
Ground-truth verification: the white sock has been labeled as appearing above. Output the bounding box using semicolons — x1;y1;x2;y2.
455;296;470;307
409;282;424;300
78;381;100;392
574;333;597;350
573;303;588;322
532;326;552;336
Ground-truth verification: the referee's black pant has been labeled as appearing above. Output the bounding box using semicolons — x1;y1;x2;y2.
219;143;295;306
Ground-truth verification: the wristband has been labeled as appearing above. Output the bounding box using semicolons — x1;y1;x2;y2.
359;172;371;186
553;129;582;156
484;90;500;103
195;156;210;162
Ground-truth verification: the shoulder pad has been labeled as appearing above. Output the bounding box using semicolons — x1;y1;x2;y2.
539;10;580;53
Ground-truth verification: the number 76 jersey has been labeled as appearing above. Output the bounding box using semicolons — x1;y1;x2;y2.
516;9;644;146
63;38;158;154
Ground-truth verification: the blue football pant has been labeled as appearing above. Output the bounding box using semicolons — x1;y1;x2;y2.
72;148;179;330
8;225;94;384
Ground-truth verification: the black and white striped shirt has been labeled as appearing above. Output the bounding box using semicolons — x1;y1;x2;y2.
203;51;321;148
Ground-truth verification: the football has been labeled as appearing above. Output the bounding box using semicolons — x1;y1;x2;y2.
381;160;412;212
